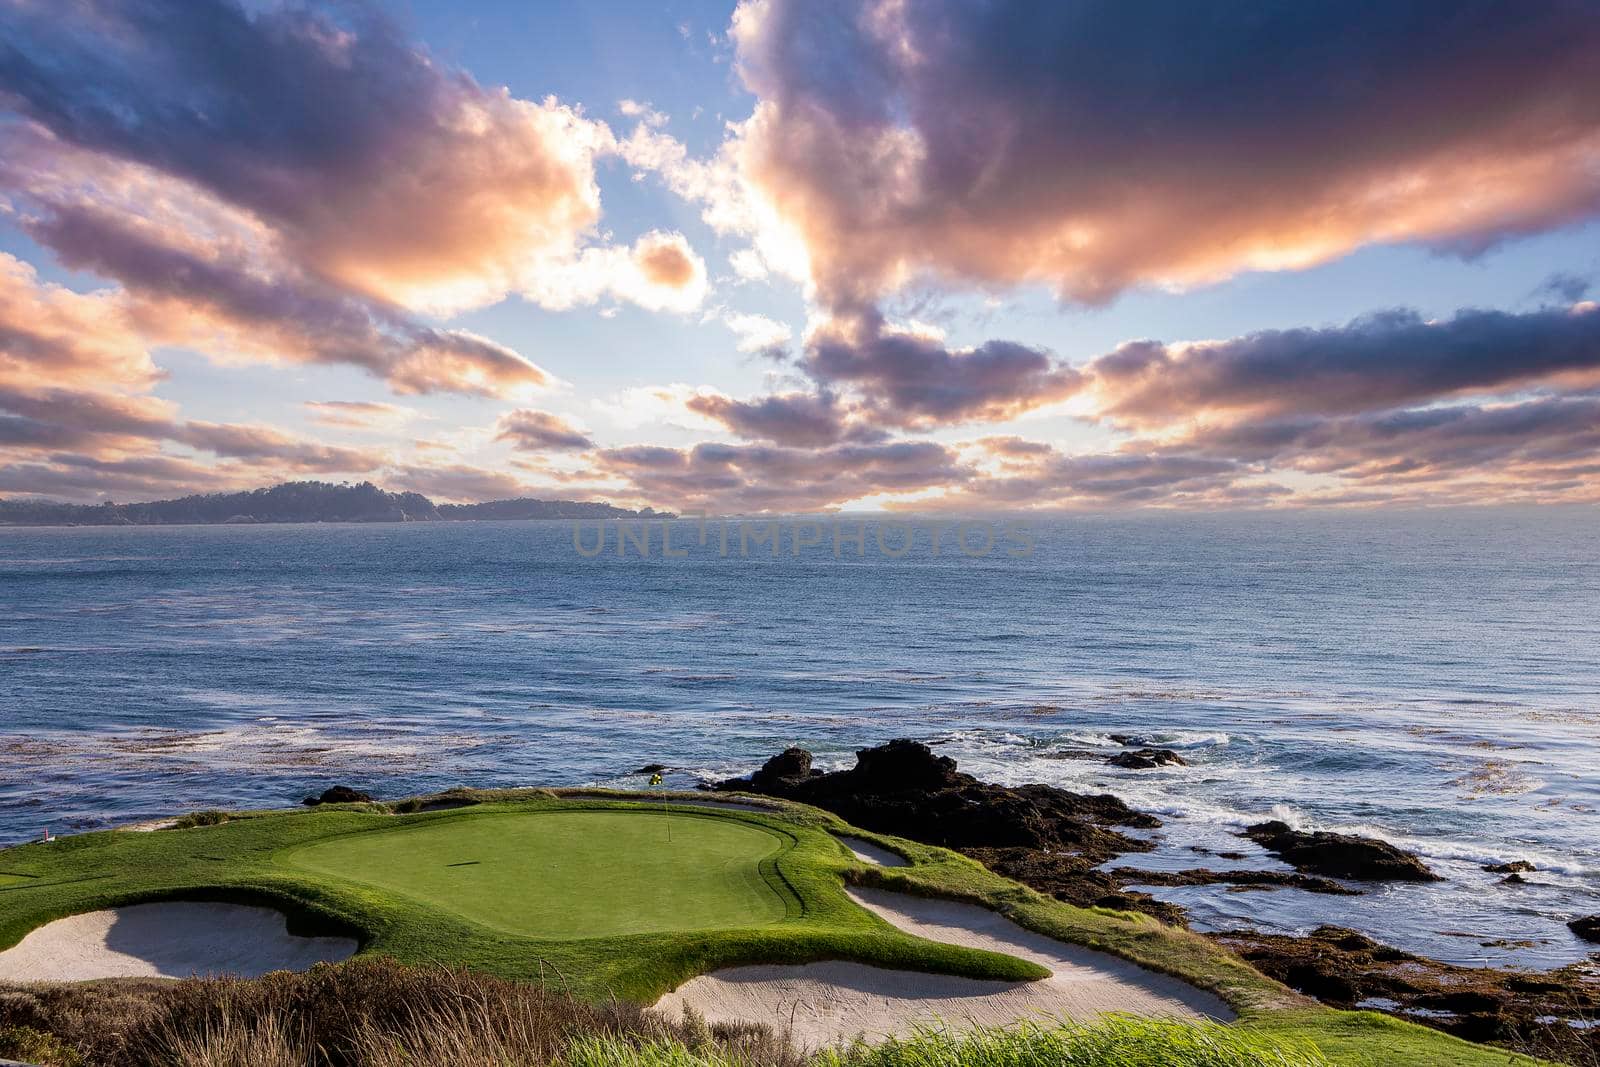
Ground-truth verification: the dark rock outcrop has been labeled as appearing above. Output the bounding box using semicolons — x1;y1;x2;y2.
303;785;374;807
1484;860;1536;874
633;763;668;775
1215;926;1600;1056
1569;915;1600;943
717;739;1180;921
745;747;819;789
1106;748;1187;769
967;846;1189;925
717;739;1155;855
1242;820;1439;882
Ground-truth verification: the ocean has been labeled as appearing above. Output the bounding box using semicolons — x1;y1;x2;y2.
2;508;1596;971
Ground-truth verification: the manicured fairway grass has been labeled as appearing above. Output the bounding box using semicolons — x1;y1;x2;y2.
285;810;789;938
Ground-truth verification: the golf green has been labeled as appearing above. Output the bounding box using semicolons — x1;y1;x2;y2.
281;809;790;939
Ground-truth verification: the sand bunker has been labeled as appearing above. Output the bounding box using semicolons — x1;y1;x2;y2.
0;902;357;982
835;835;910;867
655;887;1232;1048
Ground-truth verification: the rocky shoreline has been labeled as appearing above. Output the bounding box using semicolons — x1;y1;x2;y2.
712;739;1599;1064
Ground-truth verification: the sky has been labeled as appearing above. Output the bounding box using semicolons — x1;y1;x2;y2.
1;0;1598;512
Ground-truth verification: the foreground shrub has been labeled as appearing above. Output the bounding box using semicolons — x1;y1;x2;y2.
1;962;1324;1067
812;1016;1330;1067
564;1016;1328;1067
0;958;801;1067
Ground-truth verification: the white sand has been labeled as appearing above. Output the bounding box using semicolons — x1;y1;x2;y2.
835;835;910;867
655;887;1232;1048
0;902;357;982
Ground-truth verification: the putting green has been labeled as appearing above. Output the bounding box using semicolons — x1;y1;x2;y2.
282;809;789;939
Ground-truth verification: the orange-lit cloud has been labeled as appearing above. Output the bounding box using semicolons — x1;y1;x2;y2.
303;401;417;430
722;0;1600;308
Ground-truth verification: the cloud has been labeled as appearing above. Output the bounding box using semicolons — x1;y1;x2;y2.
1170;394;1600;487
521;230;709;313
495;409;595;452
172;422;385;472
1535;272;1593;305
685;390;862;447
921;438;1264;509
720;310;793;355
0;253;158;392
1087;304;1600;427
803;310;1082;428
0;454;246;501
303;401;416;430
0;125;553;398
0;385;174;446
0;0;617;316
724;0;1600;307
382;463;533;503
593;439;969;511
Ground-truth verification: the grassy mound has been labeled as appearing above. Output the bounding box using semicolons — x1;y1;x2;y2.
284;811;789;939
0;790;1556;1065
0;795;1041;1000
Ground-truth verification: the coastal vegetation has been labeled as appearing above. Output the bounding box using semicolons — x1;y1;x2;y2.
0;959;1327;1067
0;788;1560;1065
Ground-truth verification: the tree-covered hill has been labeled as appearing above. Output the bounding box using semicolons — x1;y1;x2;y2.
0;481;653;526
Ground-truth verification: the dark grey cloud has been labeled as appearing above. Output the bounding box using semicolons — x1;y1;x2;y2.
803;311;1082;428
684;390;874;447
494;409;595;452
1173;395;1600;483
594;439;969;512
1091;305;1600;425
1534;271;1593;305
173;422;383;472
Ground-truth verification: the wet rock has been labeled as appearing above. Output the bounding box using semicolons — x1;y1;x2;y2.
746;747;819;788
851;738;961;790
1500;873;1527;885
717;740;1172;921
1106;747;1187;769
1109;866;1361;895
1213;925;1600;1058
302;785;374;807
1242;820;1439;881
633;763;668;775
969;847;1188;926
718;739;1156;853
1569;915;1600;943
1484;860;1536;873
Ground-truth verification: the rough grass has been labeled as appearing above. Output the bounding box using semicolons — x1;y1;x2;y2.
0;964;1325;1067
561;1018;1333;1067
0;957;803;1067
0;789;1557;1065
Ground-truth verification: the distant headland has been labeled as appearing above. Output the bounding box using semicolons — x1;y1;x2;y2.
0;480;663;527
